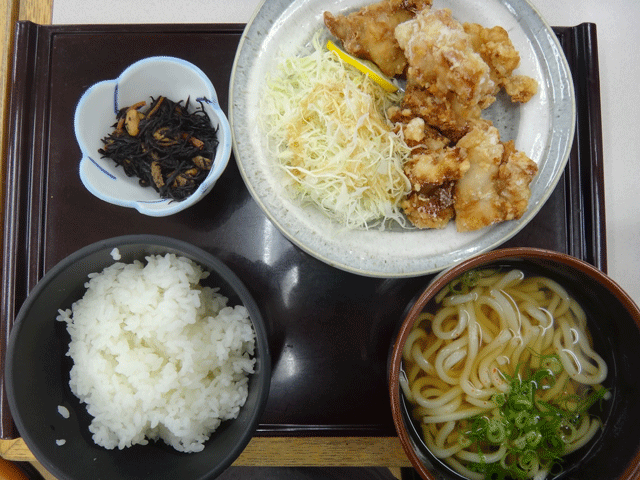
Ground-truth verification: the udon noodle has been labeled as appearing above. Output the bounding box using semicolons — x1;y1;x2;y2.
400;269;609;480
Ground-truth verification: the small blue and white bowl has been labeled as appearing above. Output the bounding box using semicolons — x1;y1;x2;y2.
74;56;232;217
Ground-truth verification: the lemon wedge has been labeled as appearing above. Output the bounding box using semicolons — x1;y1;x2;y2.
326;40;401;93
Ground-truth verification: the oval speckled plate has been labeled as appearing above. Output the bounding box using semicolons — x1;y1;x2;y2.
229;0;575;278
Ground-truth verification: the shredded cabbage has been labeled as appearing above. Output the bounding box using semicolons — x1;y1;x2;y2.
260;32;412;230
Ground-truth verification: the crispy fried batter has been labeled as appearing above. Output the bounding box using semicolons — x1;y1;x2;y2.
454;121;538;232
395;8;497;111
324;1;540;231
323;0;432;78
392;82;478;142
463;23;519;82
464;22;538;103
391;8;503;145
502;75;538;103
390;114;470;228
392;116;469;186
401;182;457;229
387;6;539;231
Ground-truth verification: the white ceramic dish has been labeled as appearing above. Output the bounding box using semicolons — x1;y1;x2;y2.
75;56;232;217
230;0;575;277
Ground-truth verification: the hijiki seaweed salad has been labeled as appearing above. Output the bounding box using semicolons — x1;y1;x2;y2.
99;96;219;201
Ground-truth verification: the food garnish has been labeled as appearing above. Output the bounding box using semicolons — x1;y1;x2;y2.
99;96;219;201
461;357;608;479
261;32;411;230
326;39;401;93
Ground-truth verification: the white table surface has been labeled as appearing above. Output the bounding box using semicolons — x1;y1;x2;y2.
51;0;640;306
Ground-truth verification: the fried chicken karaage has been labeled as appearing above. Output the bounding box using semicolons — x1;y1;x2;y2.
454;121;538;232
389;112;470;228
395;8;497;111
323;0;432;77
323;0;540;232
390;4;539;231
390;9;502;146
463;22;538;103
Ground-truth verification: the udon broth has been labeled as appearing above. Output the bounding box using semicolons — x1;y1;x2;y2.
400;269;609;480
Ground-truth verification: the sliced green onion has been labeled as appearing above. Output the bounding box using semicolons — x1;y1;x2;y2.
525;430;542;448
486;419;508;444
461;358;608;479
492;392;507;407
540;354;563;375
447;269;498;295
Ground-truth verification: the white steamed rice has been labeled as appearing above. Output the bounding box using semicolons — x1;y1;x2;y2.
56;252;256;453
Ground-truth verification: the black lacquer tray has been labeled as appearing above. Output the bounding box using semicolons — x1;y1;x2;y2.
1;22;604;439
